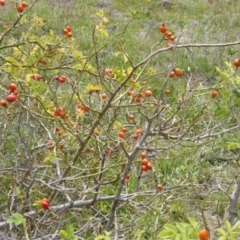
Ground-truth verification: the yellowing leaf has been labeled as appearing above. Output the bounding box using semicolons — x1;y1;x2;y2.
26;74;32;84
73;51;84;59
43;156;51;162
86;84;102;92
96;10;104;18
236;76;240;84
3;23;10;29
2;63;17;74
94;235;111;240
49;29;54;36
114;52;121;57
127;67;133;74
76;109;84;117
72;64;83;70
43;151;56;163
5;57;21;66
102;16;110;23
147;67;157;75
113;121;122;130
100;28;108;37
32;17;44;28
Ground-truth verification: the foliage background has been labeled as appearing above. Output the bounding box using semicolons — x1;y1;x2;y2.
0;0;240;239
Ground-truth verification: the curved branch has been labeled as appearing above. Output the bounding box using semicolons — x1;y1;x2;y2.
135;40;240;68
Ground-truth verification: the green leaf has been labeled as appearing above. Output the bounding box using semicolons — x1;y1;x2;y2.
228;237;236;240
94;235;111;240
158;229;174;238
164;223;178;233
217;228;226;236
59;230;68;238
5;57;22;66
225;220;232;233
188;217;199;229
176;222;190;234
72;64;83;70
66;224;74;236
225;61;234;72
221;87;231;102
218;236;226;240
227;142;240;151
231;221;240;231
171;233;181;240
73;50;84;59
231;231;240;237
214;106;229;117
6;213;26;226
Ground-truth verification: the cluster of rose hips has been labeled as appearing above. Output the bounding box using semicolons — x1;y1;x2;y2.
164;68;184;94
0;83;19;107
63;25;72;38
133;129;142;140
54;75;67;83
140;152;152;172
118;127;127;139
100;68;114;79
52;106;69;119
41;198;50;210
127;89;153;103
31;73;42;81
118;127;143;140
76;101;89;112
169;68;184;78
46;137;64;150
17;1;28;13
159;23;176;42
7;83;18;101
